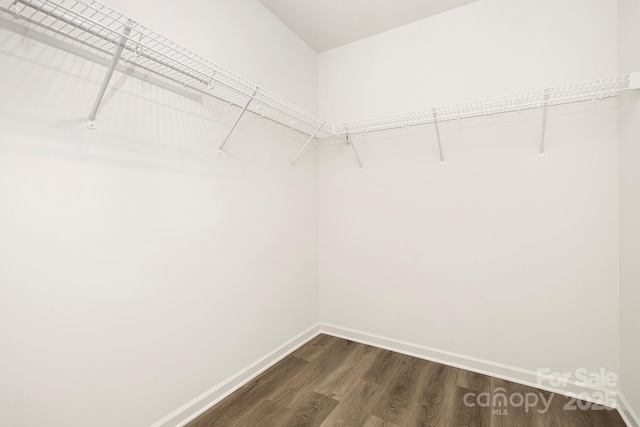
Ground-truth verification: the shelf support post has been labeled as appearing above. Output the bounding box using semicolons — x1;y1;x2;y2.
432;109;444;164
218;89;258;154
290;122;325;167
539;90;550;158
87;19;133;130
346;131;363;170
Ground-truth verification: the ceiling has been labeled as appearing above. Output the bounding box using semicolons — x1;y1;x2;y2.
258;0;478;53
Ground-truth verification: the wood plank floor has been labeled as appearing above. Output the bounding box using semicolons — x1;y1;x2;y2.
186;335;626;427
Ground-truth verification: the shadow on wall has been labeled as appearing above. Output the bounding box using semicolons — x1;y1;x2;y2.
0;27;313;177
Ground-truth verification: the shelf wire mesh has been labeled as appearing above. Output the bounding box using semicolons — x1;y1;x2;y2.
0;0;332;138
0;0;634;140
334;74;631;135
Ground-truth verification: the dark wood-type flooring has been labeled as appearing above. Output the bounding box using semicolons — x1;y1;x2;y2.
187;334;626;427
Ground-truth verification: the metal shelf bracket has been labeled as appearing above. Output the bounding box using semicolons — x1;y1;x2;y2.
218;89;258;154
346;130;363;170
539;89;550;159
290;121;325;167
432;109;444;165
87;18;133;130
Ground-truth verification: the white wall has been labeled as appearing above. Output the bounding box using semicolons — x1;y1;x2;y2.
618;0;640;418
107;0;318;112
318;0;617;123
1;0;634;425
0;1;319;426
318;0;620;383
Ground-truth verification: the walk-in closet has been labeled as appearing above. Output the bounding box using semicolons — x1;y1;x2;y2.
1;1;639;426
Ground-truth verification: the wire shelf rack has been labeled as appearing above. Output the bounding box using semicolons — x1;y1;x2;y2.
1;0;333;139
334;74;632;136
1;0;638;166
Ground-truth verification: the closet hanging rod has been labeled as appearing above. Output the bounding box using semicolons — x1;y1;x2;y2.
335;74;635;136
1;0;334;139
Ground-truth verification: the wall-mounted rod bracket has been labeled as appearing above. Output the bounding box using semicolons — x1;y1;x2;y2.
218;89;258;154
346;131;363;170
432;109;444;165
87;18;133;130
539;90;550;158
290;122;326;167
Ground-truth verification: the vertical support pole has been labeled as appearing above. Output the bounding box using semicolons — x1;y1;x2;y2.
432;109;444;165
539;90;550;158
346;132;363;170
87;19;133;129
290;122;326;167
218;89;258;154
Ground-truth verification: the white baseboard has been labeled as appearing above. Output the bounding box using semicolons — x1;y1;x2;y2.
149;324;321;427
618;394;640;427
150;322;635;427
319;323;620;409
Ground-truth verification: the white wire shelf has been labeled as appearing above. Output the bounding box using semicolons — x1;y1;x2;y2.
1;0;333;139
334;74;633;136
1;0;638;167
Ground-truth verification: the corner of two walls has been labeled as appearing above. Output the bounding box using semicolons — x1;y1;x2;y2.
317;0;621;400
2;0;637;425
